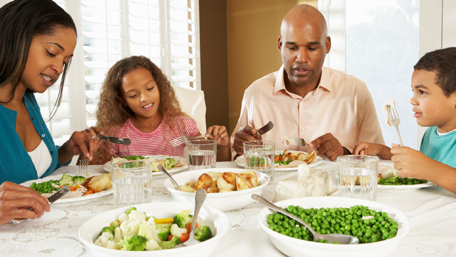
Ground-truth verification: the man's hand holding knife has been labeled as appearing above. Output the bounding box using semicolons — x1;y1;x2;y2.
233;122;274;156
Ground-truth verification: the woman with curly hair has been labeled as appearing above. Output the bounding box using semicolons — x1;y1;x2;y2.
86;56;230;164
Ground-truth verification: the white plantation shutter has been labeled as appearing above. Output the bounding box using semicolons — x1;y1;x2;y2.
0;0;201;145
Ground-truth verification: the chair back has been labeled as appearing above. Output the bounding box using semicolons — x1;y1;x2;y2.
172;85;207;134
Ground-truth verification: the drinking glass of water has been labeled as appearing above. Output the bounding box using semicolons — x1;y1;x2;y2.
186;138;217;170
337;155;379;201
243;140;275;183
111;160;152;208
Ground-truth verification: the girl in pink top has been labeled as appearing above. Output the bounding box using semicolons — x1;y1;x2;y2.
87;56;230;164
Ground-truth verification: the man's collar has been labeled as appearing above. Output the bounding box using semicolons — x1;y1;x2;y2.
274;66;331;97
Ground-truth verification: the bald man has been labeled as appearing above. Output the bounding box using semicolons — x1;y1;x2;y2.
231;4;384;161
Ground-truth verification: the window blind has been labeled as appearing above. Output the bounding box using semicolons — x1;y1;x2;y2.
0;0;201;145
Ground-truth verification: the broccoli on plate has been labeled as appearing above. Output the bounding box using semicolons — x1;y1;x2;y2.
120;235;148;251
158;236;181;249
173;209;192;228
194;225;213;242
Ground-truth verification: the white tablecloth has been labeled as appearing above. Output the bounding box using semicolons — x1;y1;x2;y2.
1;161;456;257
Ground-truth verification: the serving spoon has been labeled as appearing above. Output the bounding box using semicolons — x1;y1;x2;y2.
173;189;207;248
251;194;359;244
158;164;181;191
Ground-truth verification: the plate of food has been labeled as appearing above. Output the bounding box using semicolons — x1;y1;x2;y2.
104;155;187;175
235;150;323;171
376;163;435;190
336;163;435;191
21;173;113;203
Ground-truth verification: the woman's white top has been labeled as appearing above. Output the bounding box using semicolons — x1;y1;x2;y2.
28;140;52;177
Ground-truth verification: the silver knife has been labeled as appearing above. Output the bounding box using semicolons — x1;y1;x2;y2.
47;186;71;203
11;186;71;224
97;135;132;145
255;121;274;136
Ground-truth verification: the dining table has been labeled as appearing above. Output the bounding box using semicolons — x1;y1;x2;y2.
1;159;456;257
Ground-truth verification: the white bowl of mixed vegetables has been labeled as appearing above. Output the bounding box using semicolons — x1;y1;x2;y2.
258;197;410;257
79;202;229;257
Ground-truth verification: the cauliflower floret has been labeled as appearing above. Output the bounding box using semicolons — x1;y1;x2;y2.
120;219;141;237
114;227;123;242
128;210;146;221
95;232;119;249
118;213;129;223
170;223;187;238
138;222;162;243
146;239;161;251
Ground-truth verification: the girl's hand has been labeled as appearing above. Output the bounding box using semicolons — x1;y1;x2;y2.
206;125;230;147
353;142;392;160
65;127;104;161
0;182;51;226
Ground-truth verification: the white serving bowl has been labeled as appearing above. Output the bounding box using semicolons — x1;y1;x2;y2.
164;168;270;211
79;202;229;257
258;197;410;257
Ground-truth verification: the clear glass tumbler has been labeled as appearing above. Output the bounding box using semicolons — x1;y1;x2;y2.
243;140;275;183
337;155;379;201
111;160;152;208
186;138;217;170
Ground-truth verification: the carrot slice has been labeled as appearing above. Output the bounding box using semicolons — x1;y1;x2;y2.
86;189;94;195
186;222;198;233
179;233;190;243
168;234;173;241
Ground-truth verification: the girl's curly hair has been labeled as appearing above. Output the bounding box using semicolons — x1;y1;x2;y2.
96;55;187;132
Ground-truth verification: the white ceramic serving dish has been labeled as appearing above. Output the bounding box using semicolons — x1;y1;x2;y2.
164;168;270;211
258;197;410;257
79;202;229;257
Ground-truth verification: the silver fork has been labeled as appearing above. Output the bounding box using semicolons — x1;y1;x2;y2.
169;135;206;147
284;137;307;147
78;159;89;176
386;104;404;146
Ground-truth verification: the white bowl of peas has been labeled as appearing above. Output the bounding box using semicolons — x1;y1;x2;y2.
258;197;410;257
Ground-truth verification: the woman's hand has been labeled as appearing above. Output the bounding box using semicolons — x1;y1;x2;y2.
60;127;104;163
0;182;51;226
206;125;230;147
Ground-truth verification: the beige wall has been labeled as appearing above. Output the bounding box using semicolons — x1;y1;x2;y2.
199;1;229;129
226;0;317;133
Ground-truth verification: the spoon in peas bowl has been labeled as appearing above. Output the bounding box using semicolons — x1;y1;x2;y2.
251;194;360;244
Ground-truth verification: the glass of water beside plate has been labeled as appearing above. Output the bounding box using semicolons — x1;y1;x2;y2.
337;155;379;201
243;140;275;184
185;138;217;170
111;160;152;208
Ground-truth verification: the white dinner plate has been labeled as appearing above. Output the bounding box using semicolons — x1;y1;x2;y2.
377;181;436;190
376;163;436;191
103;155;187;176
235;150;323;171
21;174;113;203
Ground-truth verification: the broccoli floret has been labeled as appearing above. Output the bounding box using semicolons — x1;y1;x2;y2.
156;223;172;241
173;209;193;228
59;174;74;187
194;225;213;242
158;236;181;249
98;226;116;238
72;176;86;185
165;158;176;169
120;235;147;251
125;207;137;215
